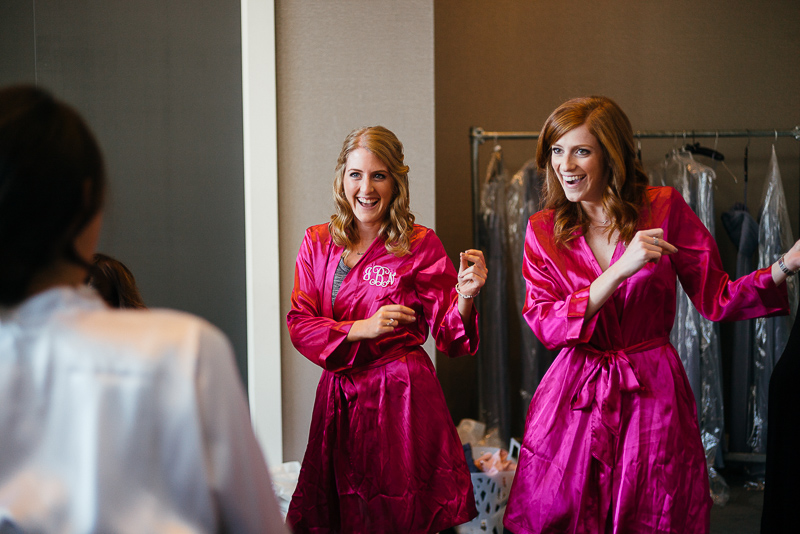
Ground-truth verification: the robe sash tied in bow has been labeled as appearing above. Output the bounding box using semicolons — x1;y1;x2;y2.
571;336;670;467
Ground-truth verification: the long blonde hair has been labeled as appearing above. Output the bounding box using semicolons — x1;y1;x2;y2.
330;126;415;256
537;96;650;247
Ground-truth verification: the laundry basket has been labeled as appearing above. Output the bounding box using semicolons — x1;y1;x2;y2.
270;461;301;519
456;440;519;534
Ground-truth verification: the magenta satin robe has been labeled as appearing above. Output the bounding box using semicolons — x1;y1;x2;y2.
504;187;789;534
286;224;479;534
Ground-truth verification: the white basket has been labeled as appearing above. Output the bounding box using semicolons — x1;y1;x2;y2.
270;461;301;519
456;443;518;534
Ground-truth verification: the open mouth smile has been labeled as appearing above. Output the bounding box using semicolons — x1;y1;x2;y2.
562;174;586;185
357;197;379;207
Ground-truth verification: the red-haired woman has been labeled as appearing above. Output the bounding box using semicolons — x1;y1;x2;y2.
504;96;800;534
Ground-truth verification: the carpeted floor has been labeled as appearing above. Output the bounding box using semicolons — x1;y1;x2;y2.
710;477;764;534
445;487;766;533
446;473;767;534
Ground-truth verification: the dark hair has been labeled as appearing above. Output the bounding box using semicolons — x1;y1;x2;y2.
0;85;105;306
87;253;146;309
537;96;650;247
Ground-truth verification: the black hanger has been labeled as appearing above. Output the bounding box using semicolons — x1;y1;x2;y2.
743;136;749;209
683;142;725;162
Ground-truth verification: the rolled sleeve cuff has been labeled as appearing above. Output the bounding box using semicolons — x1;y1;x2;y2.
566;286;598;344
319;321;358;371
755;266;791;316
439;296;480;356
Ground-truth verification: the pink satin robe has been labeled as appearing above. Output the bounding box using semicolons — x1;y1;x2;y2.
286;224;479;534
504;187;789;534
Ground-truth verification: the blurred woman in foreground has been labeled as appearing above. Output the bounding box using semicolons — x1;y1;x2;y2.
0;85;287;533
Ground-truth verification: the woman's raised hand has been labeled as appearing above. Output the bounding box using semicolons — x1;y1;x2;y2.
613;229;678;280
770;237;800;285
346;304;416;342
782;238;800;273
586;228;678;319
457;249;488;298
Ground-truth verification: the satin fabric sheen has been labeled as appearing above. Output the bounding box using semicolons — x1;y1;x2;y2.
0;287;288;533
504;187;789;534
287;224;479;533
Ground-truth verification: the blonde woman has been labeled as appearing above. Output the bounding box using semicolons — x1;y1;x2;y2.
287;126;487;533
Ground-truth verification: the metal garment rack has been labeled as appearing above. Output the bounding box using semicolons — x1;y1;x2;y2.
470;125;800;246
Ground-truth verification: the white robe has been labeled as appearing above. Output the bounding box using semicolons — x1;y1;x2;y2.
0;286;287;534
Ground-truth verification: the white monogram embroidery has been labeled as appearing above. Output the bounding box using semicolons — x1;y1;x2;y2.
363;265;397;287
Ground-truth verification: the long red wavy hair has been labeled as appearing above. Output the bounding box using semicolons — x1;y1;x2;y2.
537;96;650;247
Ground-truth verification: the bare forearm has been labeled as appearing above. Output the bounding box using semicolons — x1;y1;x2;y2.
458;294;474;321
771;249;800;286
346;304;417;341
586;263;626;319
345;319;368;342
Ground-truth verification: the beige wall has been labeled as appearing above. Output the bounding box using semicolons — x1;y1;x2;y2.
275;0;800;458
276;0;435;462
434;0;800;427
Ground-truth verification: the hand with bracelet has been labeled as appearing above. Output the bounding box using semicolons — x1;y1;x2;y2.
456;249;487;320
772;238;800;285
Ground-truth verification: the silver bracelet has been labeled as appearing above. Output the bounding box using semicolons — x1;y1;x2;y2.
455;282;478;299
778;254;797;275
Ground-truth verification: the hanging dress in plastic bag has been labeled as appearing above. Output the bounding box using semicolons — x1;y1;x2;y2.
664;152;702;408
751;146;798;453
721;203;759;453
505;159;555;407
477;145;511;443
665;150;729;504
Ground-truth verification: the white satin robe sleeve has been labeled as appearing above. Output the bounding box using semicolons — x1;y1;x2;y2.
194;324;289;533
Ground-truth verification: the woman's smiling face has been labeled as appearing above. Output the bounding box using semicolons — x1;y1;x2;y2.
343;147;394;230
551;123;608;207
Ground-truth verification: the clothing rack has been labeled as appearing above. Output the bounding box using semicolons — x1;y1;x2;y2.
470;126;800;244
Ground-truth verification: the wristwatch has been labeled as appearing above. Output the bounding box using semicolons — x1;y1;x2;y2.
778;253;797;275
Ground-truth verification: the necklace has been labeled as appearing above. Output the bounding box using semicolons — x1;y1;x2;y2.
350;236;375;257
589;218;610;228
349;245;368;257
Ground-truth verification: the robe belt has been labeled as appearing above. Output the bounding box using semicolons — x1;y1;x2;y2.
337;345;413;375
570;336;670;467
